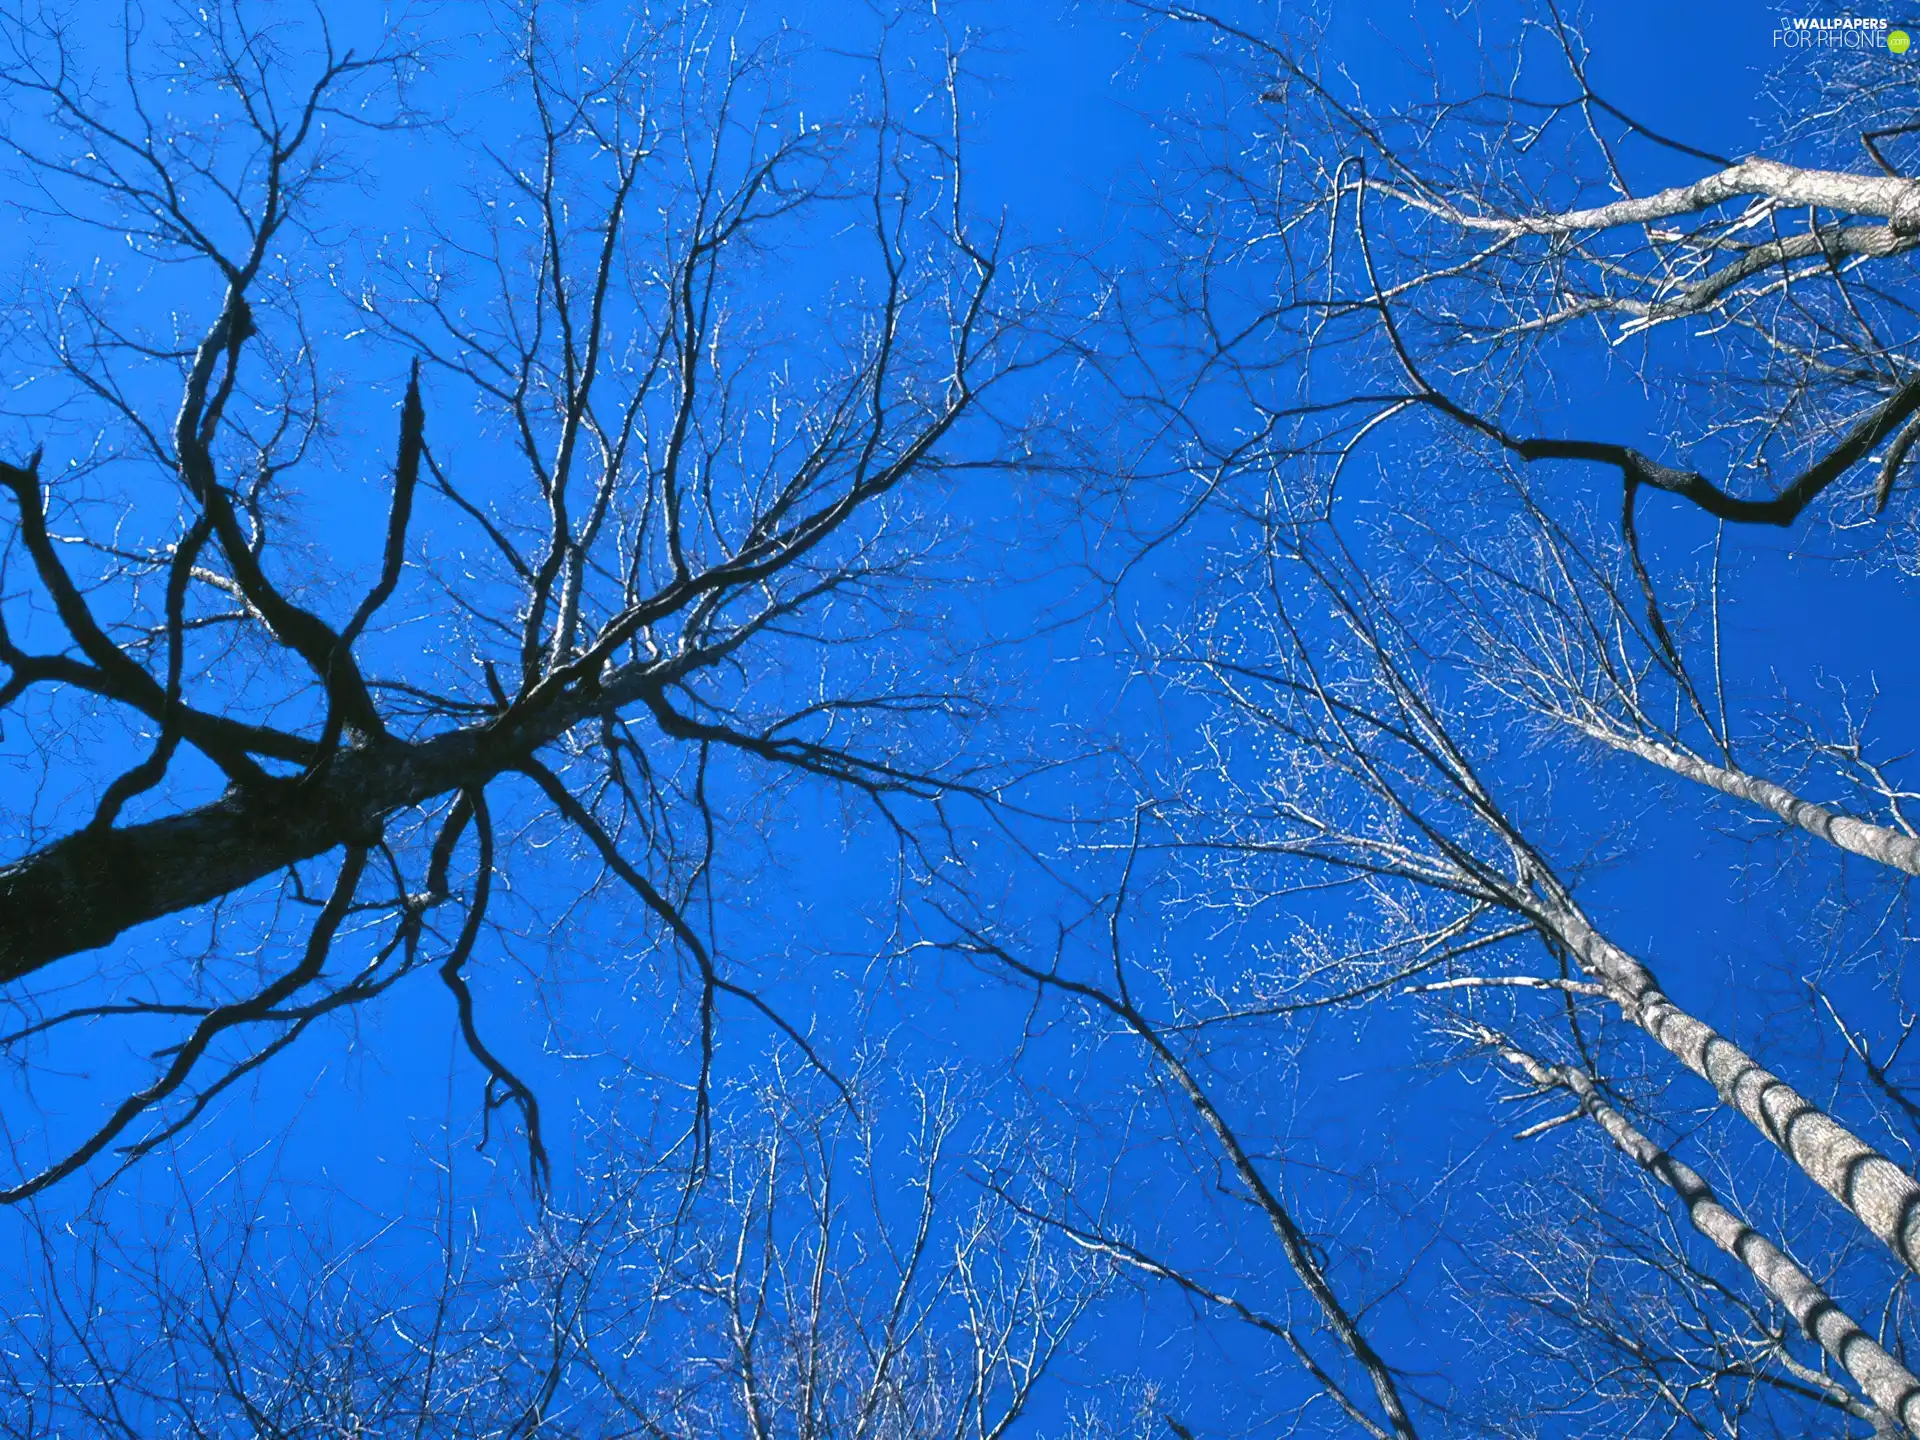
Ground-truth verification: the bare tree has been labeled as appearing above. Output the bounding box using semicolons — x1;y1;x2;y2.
1475;1021;1920;1436
1069;506;1920;1434
1055;4;1920;1430
1107;1;1920;551
0;1056;1113;1438
0;0;1048;1198
17;0;1920;1431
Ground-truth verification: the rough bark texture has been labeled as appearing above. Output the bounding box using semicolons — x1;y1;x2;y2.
1501;1041;1920;1437
1581;729;1920;876
1543;900;1920;1279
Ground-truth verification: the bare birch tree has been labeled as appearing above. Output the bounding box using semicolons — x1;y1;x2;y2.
1103;508;1920;1433
1068;3;1920;1430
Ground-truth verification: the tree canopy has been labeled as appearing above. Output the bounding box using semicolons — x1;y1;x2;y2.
3;2;1919;1436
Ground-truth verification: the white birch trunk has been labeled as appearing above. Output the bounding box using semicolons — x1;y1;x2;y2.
1535;897;1920;1279
1580;727;1920;876
1497;1038;1920;1436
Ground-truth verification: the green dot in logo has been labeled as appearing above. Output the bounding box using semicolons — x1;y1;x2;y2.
1891;28;1912;52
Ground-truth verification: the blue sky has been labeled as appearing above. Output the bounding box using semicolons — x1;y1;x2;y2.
2;0;1918;1434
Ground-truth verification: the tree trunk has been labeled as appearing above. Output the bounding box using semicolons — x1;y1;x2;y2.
1578;727;1920;876
1538;895;1920;1279
1494;1036;1920;1437
0;661;666;979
